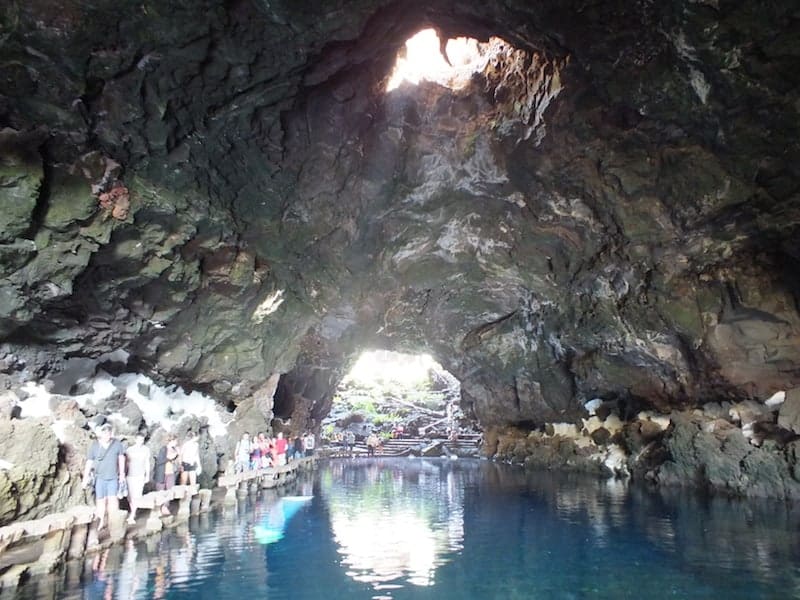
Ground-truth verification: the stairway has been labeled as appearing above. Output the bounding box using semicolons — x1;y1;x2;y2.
352;433;482;457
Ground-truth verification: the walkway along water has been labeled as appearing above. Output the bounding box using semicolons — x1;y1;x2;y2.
0;456;316;591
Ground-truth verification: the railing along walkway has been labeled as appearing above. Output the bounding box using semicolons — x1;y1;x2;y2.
217;456;316;504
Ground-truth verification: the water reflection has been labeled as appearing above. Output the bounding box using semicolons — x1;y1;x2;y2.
322;459;464;590
478;465;800;597
8;460;800;600
54;500;278;600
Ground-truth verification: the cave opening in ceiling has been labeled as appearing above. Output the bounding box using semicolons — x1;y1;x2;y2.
324;350;462;439
385;28;508;92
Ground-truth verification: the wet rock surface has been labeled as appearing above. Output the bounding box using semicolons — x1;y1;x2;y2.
0;0;799;501
487;397;800;499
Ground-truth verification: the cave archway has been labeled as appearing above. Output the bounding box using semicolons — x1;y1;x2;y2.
272;347;465;435
278;349;465;439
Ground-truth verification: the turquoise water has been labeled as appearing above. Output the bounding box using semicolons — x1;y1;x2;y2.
11;459;800;599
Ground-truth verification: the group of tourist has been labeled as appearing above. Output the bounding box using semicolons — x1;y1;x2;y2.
82;424;317;530
366;432;381;456
82;425;201;529
332;430;384;455
234;430;315;473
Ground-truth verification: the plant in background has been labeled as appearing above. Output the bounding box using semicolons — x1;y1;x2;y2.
462;131;478;159
350;397;378;417
325;350;462;438
373;412;401;426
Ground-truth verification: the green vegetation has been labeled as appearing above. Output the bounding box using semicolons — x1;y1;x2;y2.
326;350;458;436
462;131;478;158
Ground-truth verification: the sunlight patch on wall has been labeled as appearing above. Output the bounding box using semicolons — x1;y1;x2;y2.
252;289;285;323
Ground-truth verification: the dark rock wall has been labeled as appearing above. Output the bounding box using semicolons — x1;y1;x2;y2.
1;0;798;454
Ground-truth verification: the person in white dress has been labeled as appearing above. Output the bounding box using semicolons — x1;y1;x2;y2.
234;432;252;473
125;432;152;525
179;431;201;486
303;432;315;457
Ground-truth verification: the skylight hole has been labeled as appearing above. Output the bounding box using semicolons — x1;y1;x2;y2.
385;28;488;92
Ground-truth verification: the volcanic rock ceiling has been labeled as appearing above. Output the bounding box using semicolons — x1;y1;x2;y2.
1;0;798;429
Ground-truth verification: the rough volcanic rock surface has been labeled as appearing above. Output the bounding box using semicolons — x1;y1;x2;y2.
0;0;799;496
0;418;79;523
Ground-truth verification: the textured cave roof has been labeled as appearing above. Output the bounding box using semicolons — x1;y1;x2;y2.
0;0;798;427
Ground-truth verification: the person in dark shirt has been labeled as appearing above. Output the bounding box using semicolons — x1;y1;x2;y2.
292;435;304;460
153;435;179;515
82;423;126;530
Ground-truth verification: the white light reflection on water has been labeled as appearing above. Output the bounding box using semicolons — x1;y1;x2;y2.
322;460;464;591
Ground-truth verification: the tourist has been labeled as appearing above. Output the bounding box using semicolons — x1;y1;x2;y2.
153;435;179;516
304;431;315;457
366;432;380;457
258;432;271;469
291;434;304;460
345;430;356;455
273;431;288;466
82;423;126;531
125;432;151;525
234;432;252;473
179;431;201;486
250;432;263;471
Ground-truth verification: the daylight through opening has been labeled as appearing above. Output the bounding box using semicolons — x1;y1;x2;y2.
323;350;474;452
386;28;499;92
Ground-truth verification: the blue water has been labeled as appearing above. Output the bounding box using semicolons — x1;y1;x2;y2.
10;459;800;599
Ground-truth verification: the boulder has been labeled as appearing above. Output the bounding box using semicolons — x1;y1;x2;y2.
545;422;579;437
581;416;604;435
119;401;144;433
655;412;800;499
595;404;613;421
729;400;773;426
701;418;738;438
95;389;127;413
590;427;611;445
0;391;18;419
777;388;800;434
52;397;83;422
701;402;733;420
0;418;61;525
68;379;94;396
636;411;672;431
621;418;666;454
603;414;623;435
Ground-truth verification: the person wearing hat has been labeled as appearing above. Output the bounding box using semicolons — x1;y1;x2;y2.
82;423;126;530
